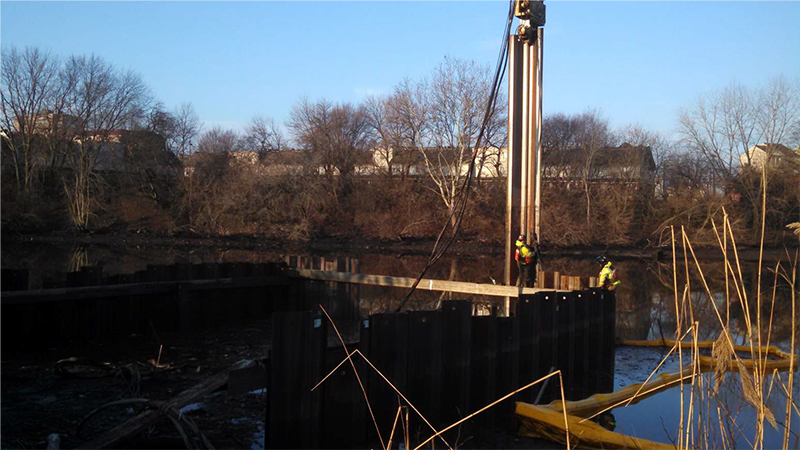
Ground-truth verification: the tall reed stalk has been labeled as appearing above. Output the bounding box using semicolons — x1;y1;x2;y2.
665;166;798;449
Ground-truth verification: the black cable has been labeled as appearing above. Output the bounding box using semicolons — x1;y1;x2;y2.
395;0;516;312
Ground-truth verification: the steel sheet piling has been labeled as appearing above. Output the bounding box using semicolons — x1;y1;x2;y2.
496;315;520;427
268;311;327;449
366;313;409;442
470;315;498;429
517;294;541;403
441;300;472;427
406;311;444;430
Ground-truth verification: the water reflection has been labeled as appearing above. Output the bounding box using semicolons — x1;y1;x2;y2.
2;242;797;351
68;246;90;273
613;346;800;448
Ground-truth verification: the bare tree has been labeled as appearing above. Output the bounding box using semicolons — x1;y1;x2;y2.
619;123;675;200
288;98;373;193
755;77;800;165
788;117;800;150
170;102;201;156
679;82;757;185
573;109;616;226
142;105;176;139
244;115;284;157
650;148;736;245
542;112;579;153
385;78;430;179
197;126;241;154
407;57;505;224
119;104;180;204
364;95;398;178
60;54;151;230
0;46;60;195
662;150;717;194
39;57;82;179
679;77;800;238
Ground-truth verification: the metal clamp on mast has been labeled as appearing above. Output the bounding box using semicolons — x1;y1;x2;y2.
514;0;546;43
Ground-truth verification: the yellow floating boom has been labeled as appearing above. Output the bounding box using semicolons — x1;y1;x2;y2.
516;339;797;448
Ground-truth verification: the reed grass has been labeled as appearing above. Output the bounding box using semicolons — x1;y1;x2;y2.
601;167;797;450
658;166;799;450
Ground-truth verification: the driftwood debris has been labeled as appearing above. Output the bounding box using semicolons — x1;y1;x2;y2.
80;359;255;449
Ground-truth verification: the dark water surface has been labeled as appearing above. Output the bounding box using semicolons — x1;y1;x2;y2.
3;241;798;446
4;241;796;346
613;347;800;448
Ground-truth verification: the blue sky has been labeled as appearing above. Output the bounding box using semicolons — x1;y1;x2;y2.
2;1;799;138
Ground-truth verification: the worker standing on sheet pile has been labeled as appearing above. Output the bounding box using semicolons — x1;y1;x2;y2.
515;234;539;287
595;255;621;291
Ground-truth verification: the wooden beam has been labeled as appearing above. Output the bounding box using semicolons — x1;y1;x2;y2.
2;268;573;307
286;269;566;297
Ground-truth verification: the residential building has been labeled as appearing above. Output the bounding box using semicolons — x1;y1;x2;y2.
259;150;307;176
371;146;507;179
93;130;175;175
543;143;656;190
739;143;800;172
13;110;80;135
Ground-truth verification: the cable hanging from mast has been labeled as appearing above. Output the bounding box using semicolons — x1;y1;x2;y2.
394;0;517;313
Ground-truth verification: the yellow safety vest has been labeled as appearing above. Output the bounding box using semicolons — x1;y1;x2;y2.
515;240;534;265
599;262;620;290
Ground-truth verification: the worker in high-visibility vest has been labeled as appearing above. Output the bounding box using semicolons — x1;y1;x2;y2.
596;255;621;291
515;234;538;287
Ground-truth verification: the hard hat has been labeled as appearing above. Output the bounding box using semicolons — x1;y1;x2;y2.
595;255;609;265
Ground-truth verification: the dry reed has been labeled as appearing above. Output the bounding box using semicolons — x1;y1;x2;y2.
665;166;799;450
313;306;573;450
606;167;796;449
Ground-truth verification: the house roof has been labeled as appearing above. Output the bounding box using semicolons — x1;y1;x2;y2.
260;149;374;166
544;143;655;170
751;143;798;158
261;150;309;166
375;146;497;165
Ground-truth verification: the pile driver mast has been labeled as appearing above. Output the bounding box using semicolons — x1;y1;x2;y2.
504;0;545;314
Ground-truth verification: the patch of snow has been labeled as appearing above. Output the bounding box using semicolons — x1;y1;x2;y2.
180;402;205;414
251;424;265;450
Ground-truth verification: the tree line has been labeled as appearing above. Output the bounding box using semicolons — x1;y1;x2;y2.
2;46;798;246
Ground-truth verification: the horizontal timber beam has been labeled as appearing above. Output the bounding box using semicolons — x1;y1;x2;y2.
286;268;566;297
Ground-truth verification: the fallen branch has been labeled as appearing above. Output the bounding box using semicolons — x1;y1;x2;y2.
79;359;254;449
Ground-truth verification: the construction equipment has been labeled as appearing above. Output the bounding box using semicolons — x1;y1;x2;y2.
514;0;546;42
504;0;546;314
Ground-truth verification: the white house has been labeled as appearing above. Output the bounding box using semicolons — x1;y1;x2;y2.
371;146;507;178
739;143;800;171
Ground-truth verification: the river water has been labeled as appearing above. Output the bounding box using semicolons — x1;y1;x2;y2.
3;241;798;446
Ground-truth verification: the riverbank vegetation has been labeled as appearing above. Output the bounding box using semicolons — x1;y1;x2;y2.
3;46;799;248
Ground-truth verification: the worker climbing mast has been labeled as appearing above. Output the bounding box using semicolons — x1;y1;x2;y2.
504;0;545;314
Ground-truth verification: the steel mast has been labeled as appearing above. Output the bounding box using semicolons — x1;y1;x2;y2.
504;0;545;315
